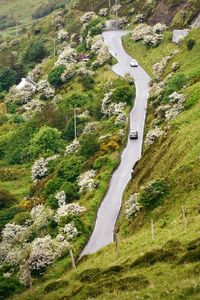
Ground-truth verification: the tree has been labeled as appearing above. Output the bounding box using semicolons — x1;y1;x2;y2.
80;133;100;158
112;85;134;105
23;40;47;64
30;125;63;158
48;66;65;88
0;67;16;91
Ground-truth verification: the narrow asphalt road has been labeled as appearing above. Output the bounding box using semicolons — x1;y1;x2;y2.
80;30;151;257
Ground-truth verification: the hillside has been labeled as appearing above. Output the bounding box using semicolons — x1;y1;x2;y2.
0;0;200;299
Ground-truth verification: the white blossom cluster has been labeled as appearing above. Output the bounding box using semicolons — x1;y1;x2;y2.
55;191;66;207
153;55;171;76
30;205;54;228
54;203;86;223
28;63;44;81
125;194;140;219
171;62;180;72
76;62;94;77
132;23;167;47
99;8;108;17
83;121;99;134
77;170;97;193
145;127;164;146
61;63;76;82
1;223;27;245
52;10;65;30
8;85;35;104
31;155;59;183
62;222;78;241
115;112;128;125
58;29;69;42
95;44;111;66
111;4;122;14
101;91;126;117
80;11;97;24
65;139;80;156
55;46;77;66
37;77;55;99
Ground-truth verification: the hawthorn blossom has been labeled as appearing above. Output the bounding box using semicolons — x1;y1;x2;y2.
78;170;97;193
65;139;80;156
37;78;55;99
115;112;128;125
1;223;27;244
99;8;108;17
61;63;76;82
125;194;140;219
83;122;99;134
58;29;69;42
55;47;77;66
62;222;78;241
31;158;48;182
54;203;86;223
80;12;97;24
55;191;66;207
145;127;164;146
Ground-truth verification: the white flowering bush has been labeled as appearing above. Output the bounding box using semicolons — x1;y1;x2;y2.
145;127;164;146
55;46;77;66
96;44;111;66
58;29;69;42
171;62;180;72
31;157;48;182
62;222;78;241
99;8;108;17
37;78;55;99
7;85;35;104
83;122;99;134
78;170;97;193
1;223;28;245
115;112;128;125
54;203;86;223
111;4;122;14
101;91;126;117
30;205;54;229
61;63;76;82
125;194;140;219
80;12;97;24
65;139;80;156
55;191;66;207
132;23;166;47
76;62;94;77
52;12;65;29
90;35;104;53
153;56;171;76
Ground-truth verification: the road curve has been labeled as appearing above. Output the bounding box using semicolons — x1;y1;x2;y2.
80;30;151;257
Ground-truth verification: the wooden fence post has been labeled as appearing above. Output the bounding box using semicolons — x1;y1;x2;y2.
69;248;77;271
151;219;155;241
181;206;187;229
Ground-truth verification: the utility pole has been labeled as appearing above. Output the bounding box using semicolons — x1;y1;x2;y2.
53;37;56;62
74;107;77;140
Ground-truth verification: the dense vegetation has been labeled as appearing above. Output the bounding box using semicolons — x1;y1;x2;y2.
0;0;199;299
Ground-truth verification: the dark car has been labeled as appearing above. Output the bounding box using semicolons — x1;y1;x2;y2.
129;131;138;139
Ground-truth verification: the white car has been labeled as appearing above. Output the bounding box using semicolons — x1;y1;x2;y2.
130;59;138;67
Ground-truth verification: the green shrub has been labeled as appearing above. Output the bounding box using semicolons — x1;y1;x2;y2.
0;189;16;210
47;195;59;209
139;179;168;209
186;38;196;51
48;66;65;88
12;211;31;225
0;276;22;300
162;74;188;103
80;133;100;158
0;207;22;232
0;67;16;92
80;75;95;90
93;155;109;170
60;182;79;202
30;125;63;158
23;40;47;64
57;156;84;182
112;85;134;105
44;178;63;197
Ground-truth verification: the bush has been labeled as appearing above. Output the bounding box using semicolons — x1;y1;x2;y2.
0;276;22;300
60;182;79;202
12;211;31;225
0;207;22;232
48;66;65;88
0;67;16;92
112;85;134;105
186;39;196;51
57;156;84;182
162;73;188;103
44;178;63;197
93;155;109;170
80;133;100;158
30;125;63;158
139;179;168;209
23;40;47;64
0;189;16;210
80;75;95;90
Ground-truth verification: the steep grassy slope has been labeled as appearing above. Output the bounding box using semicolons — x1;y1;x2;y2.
13;26;200;300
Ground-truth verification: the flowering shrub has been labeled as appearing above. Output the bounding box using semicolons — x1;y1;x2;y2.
62;222;78;241
153;56;171;76
95;44;111;66
83;122;99;134
58;29;69;42
80;12;97;24
1;223;27;244
111;4;122;14
55;191;66;207
99;8;108;17
139;179;168;209
125;194;140;219
145;127;164;146
132;23;167;47
101;91;126;117
54;203;86;223
61;63;76;82
172;62;180;72
55;47;77;66
31;158;48;182
77;170;97;193
65;139;80;156
37;77;55;99
115;112;128;125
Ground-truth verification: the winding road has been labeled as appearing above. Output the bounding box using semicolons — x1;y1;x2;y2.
80;30;151;257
